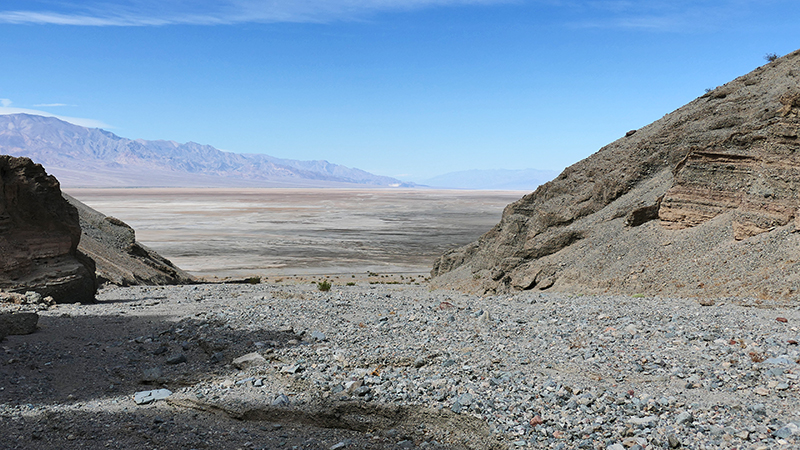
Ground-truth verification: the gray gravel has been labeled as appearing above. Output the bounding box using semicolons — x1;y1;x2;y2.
2;282;800;449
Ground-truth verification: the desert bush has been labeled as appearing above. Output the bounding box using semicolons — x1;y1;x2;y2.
765;53;779;62
244;276;261;285
317;280;332;291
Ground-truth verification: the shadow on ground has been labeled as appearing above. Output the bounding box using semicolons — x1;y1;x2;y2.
0;310;300;406
1;297;499;450
1;403;444;450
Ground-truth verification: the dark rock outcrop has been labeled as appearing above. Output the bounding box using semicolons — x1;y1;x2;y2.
0;156;96;303
432;49;800;300
64;194;195;287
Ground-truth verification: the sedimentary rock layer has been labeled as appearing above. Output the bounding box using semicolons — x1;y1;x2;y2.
0;155;96;303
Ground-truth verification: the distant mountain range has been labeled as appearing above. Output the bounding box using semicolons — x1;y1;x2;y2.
0;114;411;188
418;168;558;190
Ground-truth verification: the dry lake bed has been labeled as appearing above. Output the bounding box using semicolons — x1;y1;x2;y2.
65;188;525;281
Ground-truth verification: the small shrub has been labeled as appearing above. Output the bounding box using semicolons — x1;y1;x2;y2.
346;282;356;286
764;53;779;62
748;351;765;363
317;280;332;291
244;276;261;285
631;293;645;298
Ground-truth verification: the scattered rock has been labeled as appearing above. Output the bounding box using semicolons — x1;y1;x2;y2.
280;364;303;374
133;389;172;405
628;416;658;426
675;411;693;425
271;394;290;407
309;330;327;342
773;423;799;439
232;352;266;369
165;354;187;365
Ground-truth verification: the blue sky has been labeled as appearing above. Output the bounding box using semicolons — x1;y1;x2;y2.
0;1;798;180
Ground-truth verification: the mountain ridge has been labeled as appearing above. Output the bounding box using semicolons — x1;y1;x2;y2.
0;114;411;188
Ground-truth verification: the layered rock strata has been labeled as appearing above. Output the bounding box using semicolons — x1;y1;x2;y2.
0;156;96;303
432;49;800;300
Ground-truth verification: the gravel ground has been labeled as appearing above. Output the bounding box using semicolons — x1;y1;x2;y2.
2;282;800;450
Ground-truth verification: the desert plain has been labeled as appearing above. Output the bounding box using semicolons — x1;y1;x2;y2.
64;188;525;281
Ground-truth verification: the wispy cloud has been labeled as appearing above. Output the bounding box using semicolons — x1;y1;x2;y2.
33;103;74;107
0;0;513;26
0;101;111;128
568;0;766;32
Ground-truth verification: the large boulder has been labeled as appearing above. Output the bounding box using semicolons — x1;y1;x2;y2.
64;194;194;286
0;155;96;303
0;311;38;340
432;49;800;300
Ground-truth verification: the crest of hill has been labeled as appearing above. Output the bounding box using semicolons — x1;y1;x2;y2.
432;49;800;301
0;114;409;188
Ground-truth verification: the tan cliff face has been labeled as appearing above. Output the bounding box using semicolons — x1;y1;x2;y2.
0;155;96;303
432;49;800;300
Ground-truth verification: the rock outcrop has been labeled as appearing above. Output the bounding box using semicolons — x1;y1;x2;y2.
432;49;800;300
64;194;195;287
0;311;38;340
0;156;96;303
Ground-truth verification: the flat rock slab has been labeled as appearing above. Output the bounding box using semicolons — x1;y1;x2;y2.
0;312;38;339
134;389;173;405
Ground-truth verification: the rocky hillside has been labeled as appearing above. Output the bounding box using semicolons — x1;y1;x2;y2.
64;194;194;287
432;49;800;301
0;114;409;188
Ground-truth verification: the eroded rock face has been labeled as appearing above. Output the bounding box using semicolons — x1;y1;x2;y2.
64;194;195;287
0;156;96;303
432;49;800;300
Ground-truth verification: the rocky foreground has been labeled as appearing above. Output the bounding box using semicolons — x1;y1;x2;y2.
2;283;799;449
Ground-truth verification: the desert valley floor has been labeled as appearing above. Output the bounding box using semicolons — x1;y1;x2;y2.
64;188;525;280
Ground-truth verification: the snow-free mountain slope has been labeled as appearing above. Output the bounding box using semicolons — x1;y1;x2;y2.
0;114;408;188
